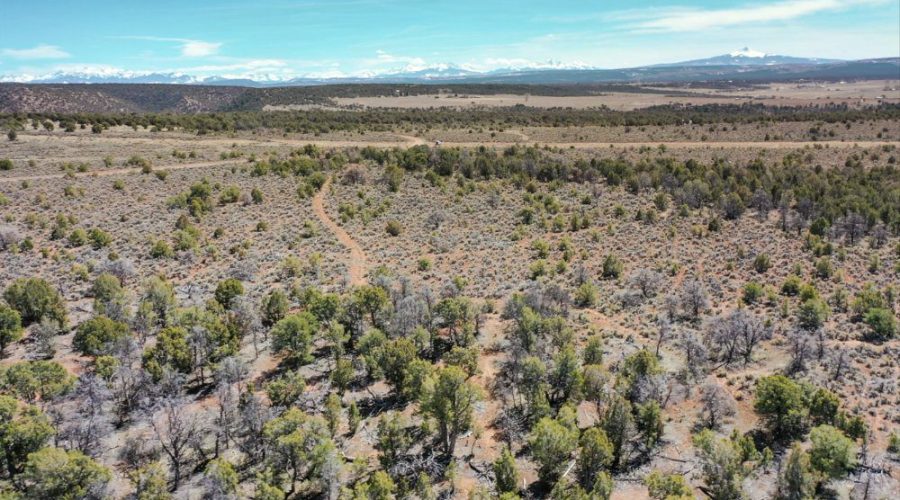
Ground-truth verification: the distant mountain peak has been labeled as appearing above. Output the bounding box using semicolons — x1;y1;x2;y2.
665;50;841;67
730;47;767;58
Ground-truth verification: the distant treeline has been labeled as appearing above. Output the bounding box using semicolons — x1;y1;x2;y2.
4;103;899;135
357;144;899;235
245;141;898;235
241;82;700;104
0;82;732;115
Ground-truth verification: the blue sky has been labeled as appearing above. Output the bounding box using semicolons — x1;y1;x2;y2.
1;0;898;80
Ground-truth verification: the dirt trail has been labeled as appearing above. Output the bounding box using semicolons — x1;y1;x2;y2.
311;176;368;286
9;131;894;159
509;130;531;142
0;159;240;183
454;310;510;496
423;140;899;150
394;134;428;146
8;137;889;183
268;137;898;150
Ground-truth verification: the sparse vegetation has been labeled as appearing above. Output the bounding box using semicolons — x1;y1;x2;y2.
0;93;897;499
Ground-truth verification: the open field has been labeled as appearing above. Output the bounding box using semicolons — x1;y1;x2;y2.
0;105;898;500
315;80;900;111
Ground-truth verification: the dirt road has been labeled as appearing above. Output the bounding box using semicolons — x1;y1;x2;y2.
0;159;241;183
7;129;896;153
3;132;896;183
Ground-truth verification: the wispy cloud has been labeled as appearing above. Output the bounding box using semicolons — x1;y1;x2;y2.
118;36;222;57
1;44;71;59
625;0;883;33
370;50;426;68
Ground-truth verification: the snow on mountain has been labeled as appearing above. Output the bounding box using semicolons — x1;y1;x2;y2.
0;50;852;85
729;47;767;58
1;68;203;85
665;48;841;67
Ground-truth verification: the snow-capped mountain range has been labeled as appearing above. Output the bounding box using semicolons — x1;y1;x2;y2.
0;50;864;86
661;47;841;67
0;60;596;85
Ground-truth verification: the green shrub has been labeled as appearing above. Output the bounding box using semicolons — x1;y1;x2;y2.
125;155;150;169
601;254;623;279
754;375;807;440
3;278;67;326
173;230;198;251
261;290;289;326
798;284;819;302
888;432;900;454
814;258;833;279
753;253;771;274
219;185;240;204
851;284;886;318
91;273;122;302
20;447;111;499
797;298;829;330
0;303;24;357
862;308;897;341
385;220;403;236
68;228;88;247
781;275;802;296
652;193;669;211
574;282;598;307
809;425;856;479
271;312;319;365
88;228;112;249
150;239;173;258
742;282;764;304
73;316;129;356
214;278;244;309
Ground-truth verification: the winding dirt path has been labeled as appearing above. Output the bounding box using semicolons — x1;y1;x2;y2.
311;176;369;286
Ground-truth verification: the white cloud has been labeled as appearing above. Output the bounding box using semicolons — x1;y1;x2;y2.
180;40;222;57
1;44;70;59
118;36;222;57
628;0;883;32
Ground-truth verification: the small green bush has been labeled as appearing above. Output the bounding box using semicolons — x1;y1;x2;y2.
753;253;772;274
150;240;173;259
601;254;623;279
742;282;764;304
88;228;112;249
68;228;88;247
863;308;897;341
781;275;802;296
385;220;403;236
